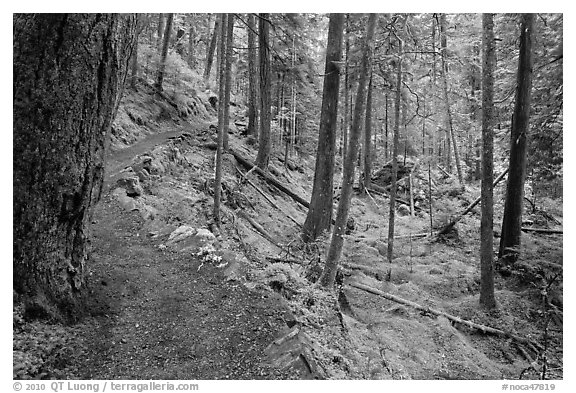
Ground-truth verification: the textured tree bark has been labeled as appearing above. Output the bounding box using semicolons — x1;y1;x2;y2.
256;13;271;170
342;15;350;165
13;14;137;320
246;14;259;137
302;13;344;243
155;13;173;92
157;13;164;49
320;13;377;288
480;13;497;310
204;16;219;84
499;14;534;264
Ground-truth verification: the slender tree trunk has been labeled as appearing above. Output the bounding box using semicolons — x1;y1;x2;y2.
157;13;164;49
342;16;350;165
479;13;497;309
385;94;389;161
247;13;259;137
439;13;464;184
320;13;377;288
13;14;137;320
387;17;404;266
130;15;141;89
256;13;271;170
155;13;173;92
499;14;534;264
204;16;219;85
362;71;374;192
223;14;234;150
213;14;228;227
302;13;344;243
188;18;196;68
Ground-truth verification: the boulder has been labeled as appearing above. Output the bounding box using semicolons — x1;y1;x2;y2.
116;168;143;197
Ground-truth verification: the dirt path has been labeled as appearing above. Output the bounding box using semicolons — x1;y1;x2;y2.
69;129;295;379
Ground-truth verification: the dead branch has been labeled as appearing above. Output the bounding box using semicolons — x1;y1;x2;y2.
236;209;281;248
349;281;543;350
234;165;302;227
229;148;311;209
437;168;509;236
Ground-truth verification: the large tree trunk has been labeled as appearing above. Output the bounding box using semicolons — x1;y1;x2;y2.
13;14;137;320
499;14;534;263
256;13;271;170
302;13;344;243
155;13;174;92
213;14;228;227
480;13;497;309
204;16;219;85
320;13;377;288
246;13;259;137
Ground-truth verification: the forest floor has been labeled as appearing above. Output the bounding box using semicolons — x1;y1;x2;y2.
13;80;564;380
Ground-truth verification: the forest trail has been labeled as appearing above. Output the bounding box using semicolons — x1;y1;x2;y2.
68;126;295;379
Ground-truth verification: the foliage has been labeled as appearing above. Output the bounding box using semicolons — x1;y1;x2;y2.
13;304;77;379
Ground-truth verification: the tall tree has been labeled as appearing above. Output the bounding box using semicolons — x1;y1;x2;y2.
246;13;259;137
155;13;174;92
302;13;345;243
499;14;535;263
204;16;219;85
222;14;234;150
362;71;374;192
480;13;497;309
13;14;137;320
130;14;143;89
157;13;164;49
342;14;350;165
387;15;405;266
256;13;271;170
439;13;464;184
213;14;228;227
320;13;378;288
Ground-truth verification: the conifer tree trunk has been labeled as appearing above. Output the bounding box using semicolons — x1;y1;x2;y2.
188;18;196;68
13;14;137;320
155;13;173;92
363;71;374;191
387;17;404;265
157;13;164;49
213;14;228;227
130;16;141;89
256;13;271;170
204;16;219;84
439;13;464;184
302;13;344;243
342;15;350;165
480;13;497;309
320;13;377;288
222;14;234;150
247;13;259;137
499;14;534;264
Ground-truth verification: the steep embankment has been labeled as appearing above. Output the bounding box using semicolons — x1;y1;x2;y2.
14;78;562;380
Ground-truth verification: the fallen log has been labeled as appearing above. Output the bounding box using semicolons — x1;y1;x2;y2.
229;148;310;209
367;184;422;212
237;209;281;248
349;281;542;350
437;168;509;236
234;165;302;228
520;227;562;235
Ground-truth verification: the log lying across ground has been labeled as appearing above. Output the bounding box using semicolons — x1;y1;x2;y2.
229;148;311;209
520;227;562;235
437;168;509;236
349;281;542;350
366;184;421;211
